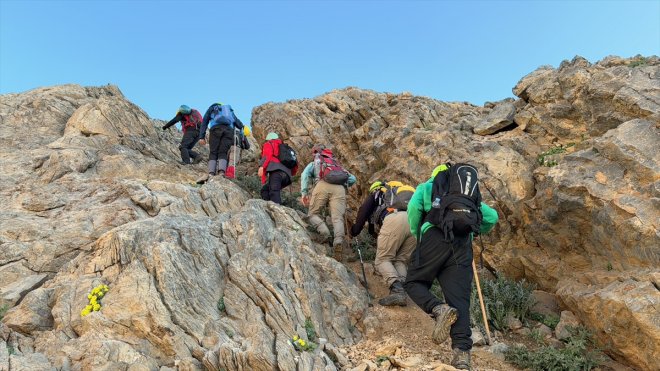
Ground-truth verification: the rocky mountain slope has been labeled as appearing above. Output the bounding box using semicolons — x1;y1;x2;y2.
251;55;659;370
0;85;367;370
0;55;657;371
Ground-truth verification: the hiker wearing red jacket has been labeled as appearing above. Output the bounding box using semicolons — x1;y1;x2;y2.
258;132;298;204
162;105;203;165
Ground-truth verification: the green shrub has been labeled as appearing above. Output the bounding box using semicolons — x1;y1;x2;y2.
352;231;377;261
281;189;306;213
0;304;8;320
537;143;575;167
505;326;604;371
530;312;560;330
234;174;262;197
304;318;317;342
430;281;445;302
217;297;226;313
472;275;535;331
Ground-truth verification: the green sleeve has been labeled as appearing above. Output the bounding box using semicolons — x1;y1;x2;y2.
479;202;499;234
408;184;426;239
300;163;315;196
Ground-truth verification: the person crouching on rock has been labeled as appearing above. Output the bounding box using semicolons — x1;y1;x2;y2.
300;144;356;261
350;180;417;307
162;105;203;165
405;164;498;370
258;132;298;204
197;102;244;183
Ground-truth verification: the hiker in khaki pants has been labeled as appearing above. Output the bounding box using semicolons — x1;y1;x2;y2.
350;181;416;306
300;145;356;261
376;210;416;302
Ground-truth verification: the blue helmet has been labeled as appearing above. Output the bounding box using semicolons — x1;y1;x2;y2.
178;105;192;115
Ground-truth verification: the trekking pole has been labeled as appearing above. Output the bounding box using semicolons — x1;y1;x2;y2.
354;237;372;306
472;259;492;345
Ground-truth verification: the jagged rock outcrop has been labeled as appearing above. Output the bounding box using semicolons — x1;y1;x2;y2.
251;56;660;370
0;85;367;370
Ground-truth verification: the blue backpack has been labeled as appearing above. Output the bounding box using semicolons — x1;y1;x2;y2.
210;104;235;128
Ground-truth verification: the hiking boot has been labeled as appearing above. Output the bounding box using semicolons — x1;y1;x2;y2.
192;156;203;164
431;304;458;345
333;243;343;262
451;348;471;370
196;173;210;184
378;280;407;307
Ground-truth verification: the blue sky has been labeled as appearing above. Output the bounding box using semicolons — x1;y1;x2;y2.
1;0;659;124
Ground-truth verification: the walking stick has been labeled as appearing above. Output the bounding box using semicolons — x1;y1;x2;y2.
472;259;492;345
356;238;372;306
344;213;372;306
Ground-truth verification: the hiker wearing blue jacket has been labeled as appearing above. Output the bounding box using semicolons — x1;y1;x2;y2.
405;164;498;370
197;103;244;183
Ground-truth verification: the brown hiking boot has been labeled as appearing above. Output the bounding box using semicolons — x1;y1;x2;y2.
451;348;471;370
431;304;458;344
333;243;343;262
378;280;407;307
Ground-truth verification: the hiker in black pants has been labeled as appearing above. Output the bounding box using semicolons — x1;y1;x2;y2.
258;132;298;204
405;164;498;370
162;105;203;165
197;103;243;183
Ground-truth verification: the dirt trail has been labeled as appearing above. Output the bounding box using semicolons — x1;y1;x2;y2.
341;261;518;371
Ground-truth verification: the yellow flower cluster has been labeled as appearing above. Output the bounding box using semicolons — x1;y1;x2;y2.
80;284;109;317
291;335;315;352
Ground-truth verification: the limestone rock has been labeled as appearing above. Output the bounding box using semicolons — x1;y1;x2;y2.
474;102;516;135
0;85;363;371
389;355;423;368
554;310;580;340
3;288;54;334
0;274;48;308
531;290;561;317
557;274;660;370
470;327;486;346
8;352;54;371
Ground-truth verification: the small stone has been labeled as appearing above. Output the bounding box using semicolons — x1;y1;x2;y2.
506;316;523;330
555;310;580;340
390;356;423;368
471;327;486;346
375;342;401;356
489;342;509;355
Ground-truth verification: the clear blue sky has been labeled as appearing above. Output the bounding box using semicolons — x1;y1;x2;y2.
1;1;659;124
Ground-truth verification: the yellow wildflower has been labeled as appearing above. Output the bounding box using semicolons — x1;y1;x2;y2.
299;340;306;347
293;335;299;341
92;304;101;311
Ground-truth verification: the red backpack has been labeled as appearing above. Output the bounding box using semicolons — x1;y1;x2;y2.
316;149;349;185
181;109;202;131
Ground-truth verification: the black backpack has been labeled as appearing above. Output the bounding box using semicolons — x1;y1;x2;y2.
425;163;483;241
276;142;297;169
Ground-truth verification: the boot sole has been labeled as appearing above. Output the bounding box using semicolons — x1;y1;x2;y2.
432;307;458;344
378;294;408;307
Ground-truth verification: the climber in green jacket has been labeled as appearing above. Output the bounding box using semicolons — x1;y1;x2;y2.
405;164;498;370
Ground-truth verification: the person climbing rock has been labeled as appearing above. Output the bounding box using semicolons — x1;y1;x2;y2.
258;132;298;204
300;144;356;261
196;102;244;183
405;164;498;370
350;180;417;307
162;105;203;165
